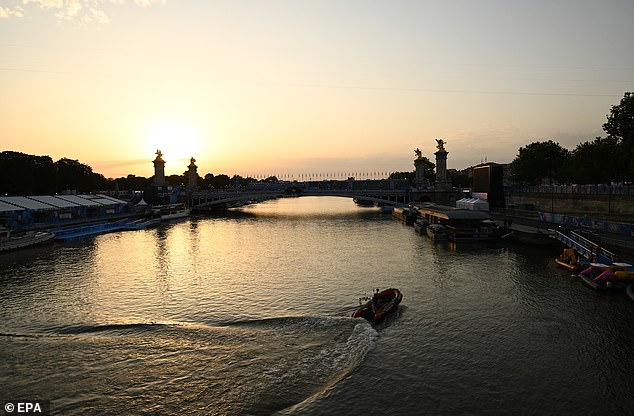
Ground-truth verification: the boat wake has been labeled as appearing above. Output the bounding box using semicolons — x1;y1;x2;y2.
1;316;378;415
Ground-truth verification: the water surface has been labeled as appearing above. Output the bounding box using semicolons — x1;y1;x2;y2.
1;197;632;415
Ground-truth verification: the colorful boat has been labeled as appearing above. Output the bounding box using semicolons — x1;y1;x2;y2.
578;263;630;291
352;288;403;321
554;248;583;272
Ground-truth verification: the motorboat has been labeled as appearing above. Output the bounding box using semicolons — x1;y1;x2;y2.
352;288;403;321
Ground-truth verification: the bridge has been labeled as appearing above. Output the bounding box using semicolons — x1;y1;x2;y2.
186;179;411;210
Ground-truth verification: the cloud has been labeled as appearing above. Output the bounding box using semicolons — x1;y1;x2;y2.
2;0;164;24
0;6;24;18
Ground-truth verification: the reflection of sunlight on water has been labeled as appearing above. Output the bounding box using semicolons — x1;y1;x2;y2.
240;196;380;218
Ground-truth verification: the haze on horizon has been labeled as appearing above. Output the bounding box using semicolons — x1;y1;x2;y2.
1;0;633;179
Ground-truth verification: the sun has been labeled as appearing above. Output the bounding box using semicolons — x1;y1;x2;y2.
144;118;202;173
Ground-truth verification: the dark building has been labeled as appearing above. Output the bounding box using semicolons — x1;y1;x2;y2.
472;164;505;208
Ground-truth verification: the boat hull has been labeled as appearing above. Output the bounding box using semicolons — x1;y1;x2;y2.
426;224;447;241
579;269;628;292
554;257;580;272
449;231;512;242
0;231;54;252
392;208;416;225
160;210;190;221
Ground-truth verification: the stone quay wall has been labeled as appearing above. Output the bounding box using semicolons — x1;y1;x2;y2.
505;189;634;220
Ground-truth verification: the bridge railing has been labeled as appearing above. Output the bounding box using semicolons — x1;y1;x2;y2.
551;229;617;263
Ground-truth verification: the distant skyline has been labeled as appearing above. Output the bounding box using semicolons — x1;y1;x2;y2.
2;0;633;179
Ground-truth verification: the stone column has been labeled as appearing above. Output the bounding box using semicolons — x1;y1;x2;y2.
434;139;450;189
414;149;428;189
152;149;166;187
187;157;198;189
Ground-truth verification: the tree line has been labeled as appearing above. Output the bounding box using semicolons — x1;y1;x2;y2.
0;153;272;195
0;153;110;195
2;92;631;195
510;92;633;185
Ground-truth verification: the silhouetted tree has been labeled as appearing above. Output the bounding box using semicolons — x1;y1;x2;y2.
449;170;471;187
602;92;634;181
55;158;107;192
388;171;416;187
510;140;570;185
207;174;231;189
566;136;620;184
0;151;56;194
166;174;185;187
114;174;150;191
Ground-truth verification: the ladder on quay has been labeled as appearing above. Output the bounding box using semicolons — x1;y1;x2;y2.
551;229;617;264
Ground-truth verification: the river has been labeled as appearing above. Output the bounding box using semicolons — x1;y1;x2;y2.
1;197;632;415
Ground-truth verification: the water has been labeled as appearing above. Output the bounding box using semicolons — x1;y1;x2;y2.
1;197;632;415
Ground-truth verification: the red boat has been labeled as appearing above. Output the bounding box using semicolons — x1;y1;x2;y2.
352;288;403;321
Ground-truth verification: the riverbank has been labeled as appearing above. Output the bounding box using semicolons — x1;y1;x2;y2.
491;210;634;262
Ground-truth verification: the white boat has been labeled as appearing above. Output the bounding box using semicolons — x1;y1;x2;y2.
152;203;191;221
0;229;55;252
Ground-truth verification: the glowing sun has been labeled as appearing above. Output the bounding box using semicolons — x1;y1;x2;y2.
144;118;202;171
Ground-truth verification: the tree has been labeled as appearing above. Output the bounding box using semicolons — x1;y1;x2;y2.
388;171;416;187
567;136;620;184
603;92;634;181
55;158;108;192
510;140;570;185
0;151;56;194
166;174;185;187
208;174;231;189
114;174;150;191
449;170;471;187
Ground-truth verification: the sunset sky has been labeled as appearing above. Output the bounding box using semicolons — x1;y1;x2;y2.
1;0;633;179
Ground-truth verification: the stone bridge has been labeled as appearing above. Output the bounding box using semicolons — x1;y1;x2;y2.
187;180;411;210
